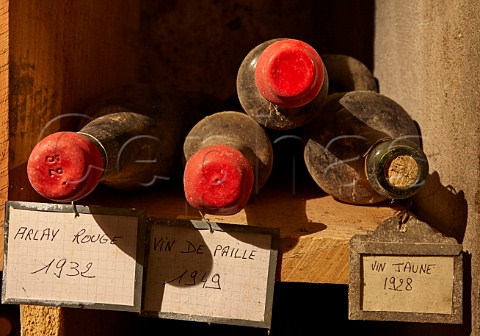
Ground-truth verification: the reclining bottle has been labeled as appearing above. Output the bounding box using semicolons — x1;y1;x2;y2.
302;90;429;204
27;83;218;202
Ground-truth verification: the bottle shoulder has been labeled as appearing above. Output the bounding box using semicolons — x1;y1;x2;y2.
321;54;378;94
79;83;220;130
304;91;421;146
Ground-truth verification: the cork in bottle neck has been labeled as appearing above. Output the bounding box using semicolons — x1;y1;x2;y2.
386;155;419;188
365;138;429;200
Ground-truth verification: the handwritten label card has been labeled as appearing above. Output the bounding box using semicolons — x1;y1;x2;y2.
349;216;463;324
142;218;278;328
362;255;454;313
2;201;144;312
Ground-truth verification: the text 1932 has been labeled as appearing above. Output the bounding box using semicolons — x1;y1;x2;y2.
31;258;95;279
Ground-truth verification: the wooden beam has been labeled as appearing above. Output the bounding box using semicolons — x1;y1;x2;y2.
0;0;8;269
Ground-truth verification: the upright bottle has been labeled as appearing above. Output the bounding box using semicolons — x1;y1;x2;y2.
237;38;329;130
301;90;429;205
183;111;273;216
27;83;218;202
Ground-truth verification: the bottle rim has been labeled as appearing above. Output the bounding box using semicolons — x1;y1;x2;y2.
365;138;429;200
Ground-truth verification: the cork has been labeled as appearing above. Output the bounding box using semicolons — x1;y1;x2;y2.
386;155;419;189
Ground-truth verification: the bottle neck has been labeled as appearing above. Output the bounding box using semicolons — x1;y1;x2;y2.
78;111;158;183
365;138;429;200
77;131;108;173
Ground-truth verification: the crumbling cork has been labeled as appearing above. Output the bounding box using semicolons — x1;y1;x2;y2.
387;155;419;188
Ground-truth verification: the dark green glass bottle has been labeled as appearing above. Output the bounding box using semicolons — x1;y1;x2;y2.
302;90;429;204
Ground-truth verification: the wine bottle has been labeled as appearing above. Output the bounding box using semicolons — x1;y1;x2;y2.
183;111;273;216
302;90;429;205
321;54;378;94
27;83;218;202
237;38;329;130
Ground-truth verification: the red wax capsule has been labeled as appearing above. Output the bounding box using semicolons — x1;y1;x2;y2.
184;144;254;216
27;132;104;202
183;111;273;216
255;39;324;107
237;38;329;130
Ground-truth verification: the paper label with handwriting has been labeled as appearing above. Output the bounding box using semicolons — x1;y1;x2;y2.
3;206;139;310
143;223;275;324
362;255;454;314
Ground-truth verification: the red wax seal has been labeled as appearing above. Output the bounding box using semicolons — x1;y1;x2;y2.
27;132;105;202
183;144;254;216
255;39;325;107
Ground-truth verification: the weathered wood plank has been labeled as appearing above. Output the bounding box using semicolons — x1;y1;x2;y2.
0;0;8;269
7;1;141;335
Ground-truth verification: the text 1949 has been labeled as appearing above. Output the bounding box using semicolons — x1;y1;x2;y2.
166;270;221;289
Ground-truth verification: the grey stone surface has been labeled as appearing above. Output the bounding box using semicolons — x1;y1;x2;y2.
375;1;480;334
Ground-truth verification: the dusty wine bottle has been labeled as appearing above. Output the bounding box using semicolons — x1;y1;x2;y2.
302;90;429;205
183;111;273;216
237;38;329;130
321;54;378;94
27;83;218;202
